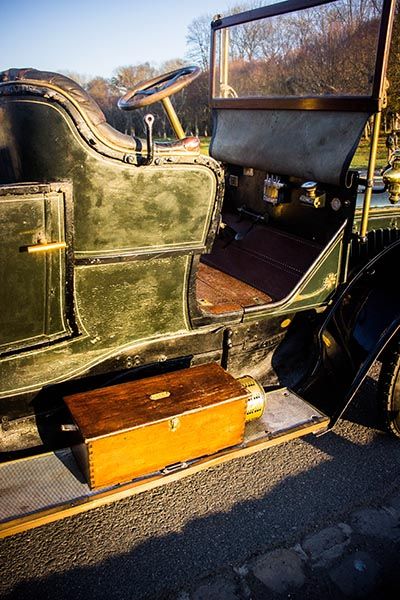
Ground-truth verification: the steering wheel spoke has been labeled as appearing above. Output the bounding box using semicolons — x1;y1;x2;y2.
118;66;200;111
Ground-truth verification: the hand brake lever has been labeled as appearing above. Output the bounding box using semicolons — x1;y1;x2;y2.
142;113;154;165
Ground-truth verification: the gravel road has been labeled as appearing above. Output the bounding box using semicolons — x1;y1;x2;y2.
2;364;400;599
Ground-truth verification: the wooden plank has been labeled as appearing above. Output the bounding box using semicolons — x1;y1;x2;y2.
210;96;379;112
196;263;271;314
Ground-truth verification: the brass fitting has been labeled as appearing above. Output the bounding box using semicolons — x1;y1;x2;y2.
236;375;266;422
300;181;326;208
383;150;400;204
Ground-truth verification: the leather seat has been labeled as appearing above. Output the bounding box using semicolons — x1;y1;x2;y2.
0;67;138;151
0;68;200;155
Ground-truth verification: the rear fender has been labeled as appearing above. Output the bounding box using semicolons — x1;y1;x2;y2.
300;239;400;424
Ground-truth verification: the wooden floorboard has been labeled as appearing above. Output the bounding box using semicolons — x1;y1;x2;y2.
202;216;322;301
196;263;272;314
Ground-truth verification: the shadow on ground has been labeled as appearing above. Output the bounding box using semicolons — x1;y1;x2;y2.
2;372;400;600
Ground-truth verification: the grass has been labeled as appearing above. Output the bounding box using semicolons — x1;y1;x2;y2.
350;136;389;171
199;137;211;155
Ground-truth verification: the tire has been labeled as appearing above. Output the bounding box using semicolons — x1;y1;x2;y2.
378;337;400;439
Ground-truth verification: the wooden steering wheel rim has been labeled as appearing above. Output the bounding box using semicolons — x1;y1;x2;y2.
118;65;201;110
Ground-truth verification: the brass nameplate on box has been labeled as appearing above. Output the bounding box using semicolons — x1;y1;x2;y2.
64;363;248;489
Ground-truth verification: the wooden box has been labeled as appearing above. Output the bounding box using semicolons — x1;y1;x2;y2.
64;363;248;489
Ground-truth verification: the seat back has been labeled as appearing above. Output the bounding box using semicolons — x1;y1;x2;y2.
0;68;139;186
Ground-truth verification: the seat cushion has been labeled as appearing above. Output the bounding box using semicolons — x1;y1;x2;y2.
0;68;137;150
1;68;106;125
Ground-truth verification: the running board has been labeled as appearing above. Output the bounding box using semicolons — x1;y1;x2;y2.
0;388;328;538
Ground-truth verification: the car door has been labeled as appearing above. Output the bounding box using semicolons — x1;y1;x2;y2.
0;183;73;354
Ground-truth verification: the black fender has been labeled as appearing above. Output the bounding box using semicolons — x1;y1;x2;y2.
300;239;400;425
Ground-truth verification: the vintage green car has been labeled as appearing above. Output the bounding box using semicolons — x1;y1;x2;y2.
0;0;399;535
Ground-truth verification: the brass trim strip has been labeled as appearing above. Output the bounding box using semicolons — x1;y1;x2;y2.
74;244;207;266
359;111;382;240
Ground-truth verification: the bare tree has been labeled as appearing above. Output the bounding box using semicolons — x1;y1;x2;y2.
112;63;156;91
159;58;187;73
59;0;398;140
386;0;400;115
186;14;213;70
61;71;91;87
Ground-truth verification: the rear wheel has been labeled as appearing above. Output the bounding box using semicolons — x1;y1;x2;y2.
378;336;400;438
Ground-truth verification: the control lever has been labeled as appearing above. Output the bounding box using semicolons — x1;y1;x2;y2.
221;206;267;246
235;205;267;239
143;113;155;165
234;215;262;241
237;205;268;221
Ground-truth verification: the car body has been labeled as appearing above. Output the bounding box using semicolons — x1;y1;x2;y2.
0;0;399;536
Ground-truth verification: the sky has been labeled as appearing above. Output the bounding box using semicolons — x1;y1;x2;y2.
0;0;231;79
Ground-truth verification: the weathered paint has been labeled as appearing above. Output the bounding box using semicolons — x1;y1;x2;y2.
0;96;221;396
0;189;67;351
0;255;192;396
2;100;217;255
243;225;345;320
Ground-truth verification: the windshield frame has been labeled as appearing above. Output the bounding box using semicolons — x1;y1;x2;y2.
209;0;395;112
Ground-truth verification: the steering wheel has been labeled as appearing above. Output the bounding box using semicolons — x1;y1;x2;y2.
118;66;201;111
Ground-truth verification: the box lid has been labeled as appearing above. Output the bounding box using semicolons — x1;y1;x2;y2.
64;363;248;440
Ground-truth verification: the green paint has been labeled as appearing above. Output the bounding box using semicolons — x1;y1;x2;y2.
0;98;219;395
6;102;216;254
0;191;67;352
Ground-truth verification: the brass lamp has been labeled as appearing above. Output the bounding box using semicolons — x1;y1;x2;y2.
383;150;400;204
